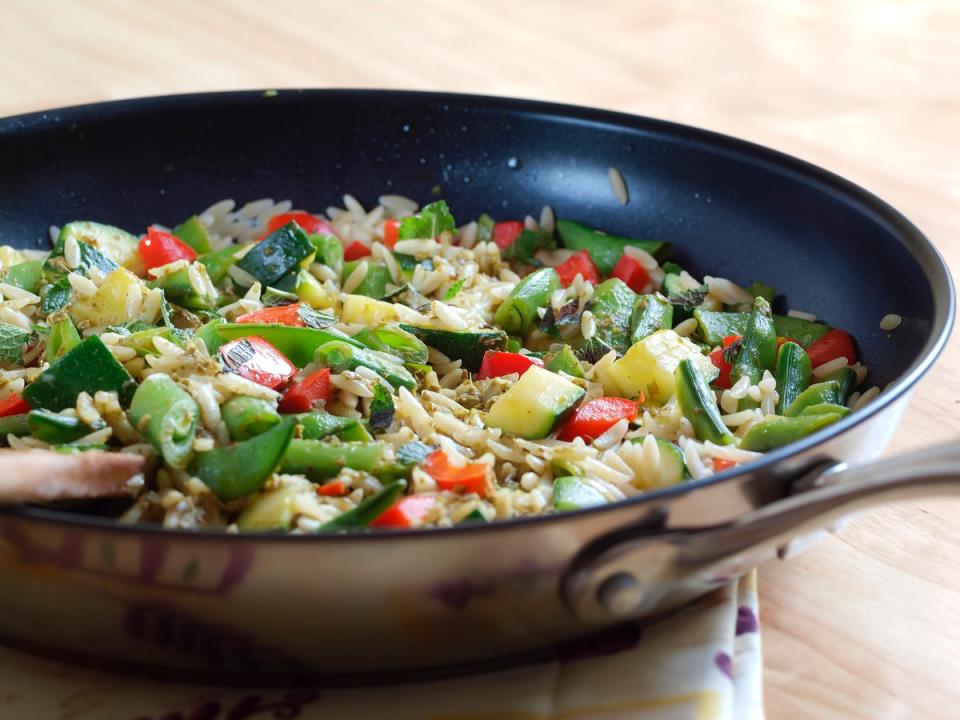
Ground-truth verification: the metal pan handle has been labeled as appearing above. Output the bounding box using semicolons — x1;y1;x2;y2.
562;441;960;622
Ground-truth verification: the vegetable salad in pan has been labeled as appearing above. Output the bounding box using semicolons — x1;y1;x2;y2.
0;196;875;531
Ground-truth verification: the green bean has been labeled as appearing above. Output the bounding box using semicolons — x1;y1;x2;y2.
553;476;607;511
739;412;844;452
280;439;386;480
309;234;344;280
198;245;244;285
676;358;734;445
630;293;673;344
190;418;295;501
493;268;560;335
313;340;416;390
342;260;391;299
775;341;812;413
543;345;584;378
172;216;213;254
5;260;44;293
128;374;200;469
798;402;850;418
731;296;777;385
222;396;280;441
320;479;406;531
783;381;842;417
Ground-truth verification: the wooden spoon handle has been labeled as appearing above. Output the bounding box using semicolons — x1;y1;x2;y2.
0;450;144;505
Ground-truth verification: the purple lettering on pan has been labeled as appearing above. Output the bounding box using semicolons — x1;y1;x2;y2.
714;651;733;679
736;605;758;635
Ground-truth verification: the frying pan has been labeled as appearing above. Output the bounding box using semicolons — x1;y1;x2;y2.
0;90;953;684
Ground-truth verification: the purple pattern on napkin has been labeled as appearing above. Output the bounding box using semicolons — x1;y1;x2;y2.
714;651;733;679
736;606;758;635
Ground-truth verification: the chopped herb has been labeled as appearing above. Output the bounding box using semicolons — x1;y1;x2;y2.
369;384;396;431
576;337;616;364
297;305;337;329
502;229;554;265
443;278;466;300
0;323;30;363
668;285;709;311
398;200;456;240
41;277;73;314
396;440;436;465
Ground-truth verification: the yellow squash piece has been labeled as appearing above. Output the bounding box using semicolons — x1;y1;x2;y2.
341;294;398;325
68;268;147;328
608;329;719;404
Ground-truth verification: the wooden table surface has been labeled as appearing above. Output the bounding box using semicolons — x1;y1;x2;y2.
3;1;959;717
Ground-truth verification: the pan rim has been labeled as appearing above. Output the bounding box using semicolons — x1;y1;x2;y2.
0;88;953;540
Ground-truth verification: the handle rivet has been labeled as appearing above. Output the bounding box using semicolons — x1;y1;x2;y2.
597;572;642;616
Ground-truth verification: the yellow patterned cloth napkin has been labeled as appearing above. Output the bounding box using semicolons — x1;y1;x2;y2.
0;571;762;720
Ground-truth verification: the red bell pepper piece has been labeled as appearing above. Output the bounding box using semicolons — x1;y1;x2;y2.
806;329;856;367
219;336;297;390
708;334;742;390
492;221;524;250
265;212;334;238
138;227;197;271
610;253;652;293
476;351;544;380
555;250;600;287
370;495;437;528
236;303;306;327
555;397;640;443
0;394;30;418
422;450;490;496
315;480;349;497
278;368;331;413
382;219;400;249
713;458;737;472
343;241;372;261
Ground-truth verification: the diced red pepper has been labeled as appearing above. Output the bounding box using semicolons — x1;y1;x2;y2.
138;227;197;271
343;241;372;261
806;329;856;367
0;394;30;418
555;250;600;287
278;368;331;413
422;450;491;496
610;253;652;293
382;219;400;249
265;212;334;238
315;480;349;497
556;397;640;443
370;495;437;528
476;351;544;380
708;334;742;390
219;336;297;390
236;303;306;327
492;220;524;250
713;458;737;472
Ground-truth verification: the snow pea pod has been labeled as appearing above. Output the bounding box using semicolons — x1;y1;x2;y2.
783;381;842;417
823;366;857;404
555;220;667;275
297;411;372;442
190;418;295;501
676;358;734;445
588;278;636;354
630;293;673;344
216;323;362;367
774;341;812;414
739;412;844;452
313;340;416;390
493;268;559;336
351;325;429;364
128;373;199;469
731;296;777;385
280;439;386;480
221;395;280;441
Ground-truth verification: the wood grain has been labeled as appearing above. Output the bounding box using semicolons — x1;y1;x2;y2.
2;0;959;716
